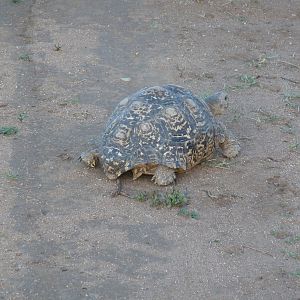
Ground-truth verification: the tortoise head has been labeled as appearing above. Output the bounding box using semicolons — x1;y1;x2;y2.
79;149;100;168
204;91;228;116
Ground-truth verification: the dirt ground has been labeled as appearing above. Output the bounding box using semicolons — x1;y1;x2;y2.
0;0;299;299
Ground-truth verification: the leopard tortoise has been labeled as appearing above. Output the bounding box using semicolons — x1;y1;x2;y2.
80;84;240;185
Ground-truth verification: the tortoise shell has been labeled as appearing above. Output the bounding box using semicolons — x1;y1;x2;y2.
101;84;217;179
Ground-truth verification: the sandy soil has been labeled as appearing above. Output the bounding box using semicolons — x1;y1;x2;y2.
0;0;299;299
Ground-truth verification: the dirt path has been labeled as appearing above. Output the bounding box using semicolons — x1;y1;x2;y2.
1;0;299;299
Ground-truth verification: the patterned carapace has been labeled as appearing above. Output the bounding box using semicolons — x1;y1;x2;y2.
101;84;218;180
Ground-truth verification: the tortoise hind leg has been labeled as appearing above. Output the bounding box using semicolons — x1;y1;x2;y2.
152;166;176;186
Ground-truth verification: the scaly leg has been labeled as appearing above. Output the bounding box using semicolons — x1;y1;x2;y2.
152;166;176;186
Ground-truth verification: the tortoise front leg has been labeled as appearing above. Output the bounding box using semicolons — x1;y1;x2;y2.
152;166;176;186
216;121;240;158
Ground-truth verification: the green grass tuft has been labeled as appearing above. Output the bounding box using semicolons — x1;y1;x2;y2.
239;74;258;87
149;192;165;208
289;141;300;152
285;236;300;245
256;110;288;125
0;126;18;136
19;53;31;61
290;270;300;278
249;53;278;68
59;97;80;106
134;192;148;202
4;172;19;180
178;207;199;219
281;250;300;260
136;190;189;208
164;190;188;208
283;90;300;100
18;112;28;122
225;74;258;91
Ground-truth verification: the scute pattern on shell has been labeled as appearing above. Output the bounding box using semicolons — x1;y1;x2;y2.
101;84;217;179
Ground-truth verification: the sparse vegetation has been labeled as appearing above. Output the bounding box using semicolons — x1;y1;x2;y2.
283;90;300;113
133;189;193;217
19;53;31;61
256;110;289;125
270;230;291;240
0;126;18;136
164;190;188;208
148;190;188;208
59;97;80;106
290;270;300;278
225;74;258;91
178;207;200;219
281;250;300;260
285;236;300;245
237;16;247;24
289;140;300;152
283;90;300;101
249;53;278;68
239;74;258;87
54;43;62;51
4;172;19;180
149;192;165;208
12;0;22;3
134;192;148;202
280;124;295;135
18;112;28;122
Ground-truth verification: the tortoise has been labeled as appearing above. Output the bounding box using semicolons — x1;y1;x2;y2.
80;84;240;185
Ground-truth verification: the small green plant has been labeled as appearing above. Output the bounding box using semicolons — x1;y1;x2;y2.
60;97;80;106
280;124;295;135
283;90;300;114
237;16;247;23
210;239;221;244
290;270;300;278
164;190;188;208
135;190;189;209
18;112;28;122
285;236;300;245
249;53;278;68
177;207;190;217
281;250;300;260
289;141;300;151
12;0;22;3
224;75;258;91
0;126;18;136
132;189;197;219
178;207;199;219
270;230;291;239
4;172;19;180
285;101;300;112
19;53;31;61
256;110;287;125
54;43;62;51
190;210;200;219
239;75;258;87
283;90;300;101
149;192;165;208
134;192;148;202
